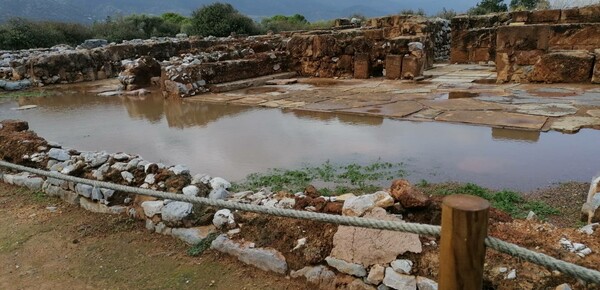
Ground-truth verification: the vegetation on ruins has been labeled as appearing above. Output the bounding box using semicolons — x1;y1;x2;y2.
468;0;509;15
510;0;551;10
188;3;260;37
399;8;427;16
433;8;458;19
260;14;309;33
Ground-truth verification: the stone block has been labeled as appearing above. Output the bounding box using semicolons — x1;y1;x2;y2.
529;9;561;23
496;25;549;51
353;53;370;79
401;55;423;79
530;50;594;83
592;49;600;84
514;50;544;66
363;29;384;41
385;54;403;79
450;49;469;63
469;48;491;63
511;11;530;23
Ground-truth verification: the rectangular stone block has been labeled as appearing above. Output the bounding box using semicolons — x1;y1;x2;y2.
363;29;384;41
530;50;594;83
353;53;370;79
385;54;403;79
401;55;423;79
592;49;600;84
496;25;549;51
470;48;492;63
450;50;469;64
512;11;530;23
529;9;561;23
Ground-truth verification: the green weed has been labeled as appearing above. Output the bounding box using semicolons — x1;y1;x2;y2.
187;232;219;257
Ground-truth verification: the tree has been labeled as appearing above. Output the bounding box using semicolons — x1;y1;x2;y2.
510;0;541;10
161;12;188;25
261;14;309;32
468;0;508;15
189;3;259;37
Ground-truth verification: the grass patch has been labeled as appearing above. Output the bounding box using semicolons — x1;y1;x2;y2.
0;90;56;99
187;232;219;257
431;183;560;219
231;160;406;195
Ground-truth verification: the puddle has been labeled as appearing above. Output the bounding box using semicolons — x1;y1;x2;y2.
1;88;600;191
529;88;579;98
435;91;480;100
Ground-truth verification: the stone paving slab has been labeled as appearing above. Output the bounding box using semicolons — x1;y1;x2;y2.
435;111;548;130
515;103;579;117
337;101;424;118
187;94;245;103
550;116;600;133
420;99;509;111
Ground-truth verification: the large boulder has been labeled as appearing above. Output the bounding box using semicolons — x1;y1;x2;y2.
529;50;594;83
78;39;108;49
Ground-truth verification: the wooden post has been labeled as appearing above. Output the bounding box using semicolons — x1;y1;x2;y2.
439;194;490;290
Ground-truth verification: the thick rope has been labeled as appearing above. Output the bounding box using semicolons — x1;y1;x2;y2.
1;160;599;283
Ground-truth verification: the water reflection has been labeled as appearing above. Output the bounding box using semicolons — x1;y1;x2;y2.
1;89;600;191
491;128;540;143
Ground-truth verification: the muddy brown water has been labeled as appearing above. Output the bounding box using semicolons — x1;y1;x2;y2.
1;90;599;191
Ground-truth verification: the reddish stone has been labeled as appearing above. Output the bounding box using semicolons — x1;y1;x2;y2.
470;48;491;63
304;185;320;198
450;50;469;63
530;50;595;83
529;10;561;23
511;11;530;23
390;179;431;208
514;50;544;66
323;202;343;215
353;53;370;79
401;55;423;79
363;29;384;41
385;54;403;79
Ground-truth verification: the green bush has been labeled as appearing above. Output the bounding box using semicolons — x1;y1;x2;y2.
468;0;509;15
434;8;458;19
261;14;309;32
189;3;260;37
90;14;181;43
0;18;92;50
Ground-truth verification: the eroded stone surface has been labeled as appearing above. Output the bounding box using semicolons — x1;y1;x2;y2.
331;207;422;267
551;116;600;133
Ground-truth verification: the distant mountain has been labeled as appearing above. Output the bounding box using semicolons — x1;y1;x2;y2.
0;0;483;23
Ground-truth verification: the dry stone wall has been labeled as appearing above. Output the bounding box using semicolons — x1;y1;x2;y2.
451;5;600;84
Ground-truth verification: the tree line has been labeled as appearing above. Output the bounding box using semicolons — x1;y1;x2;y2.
1;1;598;50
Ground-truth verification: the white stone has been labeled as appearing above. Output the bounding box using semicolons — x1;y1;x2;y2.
390;259;413;274
213;209;235;229
367;264;385;285
579;223;599;235
277;198;295;209
290;265;335;288
211;235;287;274
383;267;416;290
342;191;394;217
209;188;229;200
111;162;128;171
192;173;211;184
325;256;366;277
121;171;134;183
506;269;516;280
113;152;130;161
144;174;155;185
182;185;200;196
210;177;231;189
171;226;214;245
573;243;586;252
169;164;190;175
292;238;307;251
48;148;70;161
145;219;155;231
75;183;93;198
416;276;438;290
161;201;193;222
141;200;164;217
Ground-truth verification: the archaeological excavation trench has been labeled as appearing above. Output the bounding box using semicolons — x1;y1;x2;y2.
2;6;600;290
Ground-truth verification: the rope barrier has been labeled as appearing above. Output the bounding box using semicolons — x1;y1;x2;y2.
1;160;599;283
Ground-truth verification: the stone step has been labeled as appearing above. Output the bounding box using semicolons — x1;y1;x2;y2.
208;72;298;93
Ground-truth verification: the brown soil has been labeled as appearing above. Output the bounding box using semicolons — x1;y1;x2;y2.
0;182;309;290
0;120;48;165
526;182;590;227
236;213;337;271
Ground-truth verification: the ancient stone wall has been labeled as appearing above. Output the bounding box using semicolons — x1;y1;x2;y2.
452;5;600;83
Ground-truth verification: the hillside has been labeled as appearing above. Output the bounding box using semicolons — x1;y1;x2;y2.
0;0;478;23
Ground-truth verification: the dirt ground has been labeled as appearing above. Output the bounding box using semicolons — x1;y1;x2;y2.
0;182;309;290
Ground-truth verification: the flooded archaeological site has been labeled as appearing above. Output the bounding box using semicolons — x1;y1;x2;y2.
2;85;599;191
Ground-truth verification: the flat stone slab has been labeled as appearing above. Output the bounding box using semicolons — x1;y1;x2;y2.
187;94;245;103
420;98;508;111
436;110;548;130
229;97;268;106
260;100;306;108
587;110;600;117
550;116;600;133
338;101;423;118
515;103;578;117
410;108;443;119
